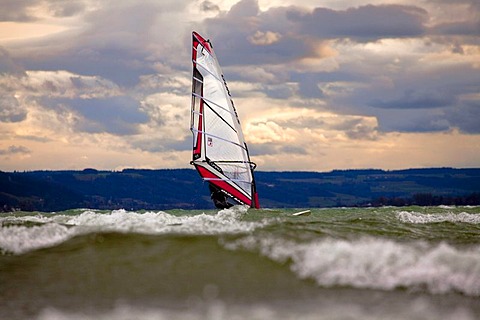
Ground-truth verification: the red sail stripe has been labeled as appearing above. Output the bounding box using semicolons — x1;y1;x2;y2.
193;31;213;55
195;165;252;206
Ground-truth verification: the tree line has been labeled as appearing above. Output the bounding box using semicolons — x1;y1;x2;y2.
1;168;479;211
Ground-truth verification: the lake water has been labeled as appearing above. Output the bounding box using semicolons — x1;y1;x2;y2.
1;205;479;319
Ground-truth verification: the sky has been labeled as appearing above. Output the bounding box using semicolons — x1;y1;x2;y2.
0;0;479;172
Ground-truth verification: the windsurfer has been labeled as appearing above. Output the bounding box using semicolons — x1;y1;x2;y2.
209;183;234;209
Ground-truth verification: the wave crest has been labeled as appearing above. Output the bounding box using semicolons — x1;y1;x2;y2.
225;236;480;296
396;211;480;224
0;206;267;254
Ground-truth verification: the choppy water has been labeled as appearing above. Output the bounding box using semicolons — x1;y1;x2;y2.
1;206;479;320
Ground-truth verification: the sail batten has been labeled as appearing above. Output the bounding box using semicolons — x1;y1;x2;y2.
193;60;224;83
190;31;259;209
192;92;236;117
193;76;203;83
190;129;246;150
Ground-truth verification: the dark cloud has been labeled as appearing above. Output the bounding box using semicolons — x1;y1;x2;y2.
200;1;220;13
0;0;37;21
0;0;85;21
203;0;429;69
446;101;480;134
327;49;480;134
372;96;480;134
0;95;27;122
431;20;480;37
248;143;308;156
0;145;31;155
0;49;29;122
296;74;325;99
203;0;309;66
46;0;86;17
15;1;169;87
272;117;325;129
374;109;450;133
288;5;428;41
428;0;480;38
331;118;378;140
65;96;149;135
0;47;25;75
369;89;457;109
279;145;308;155
15;135;52;143
262;84;296;99
132;135;191;153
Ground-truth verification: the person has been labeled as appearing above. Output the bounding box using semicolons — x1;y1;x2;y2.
209;183;234;209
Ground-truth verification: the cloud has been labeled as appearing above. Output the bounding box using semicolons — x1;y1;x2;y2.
248;142;308;157
203;0;312;66
66;96;148;135
0;0;479;171
9;1;188;87
0;145;31;155
203;1;429;70
45;0;86;18
0;0;37;22
0;94;27;122
244;107;379;161
446;101;480;134
200;1;220;13
369;89;457;109
130;92;190;152
373;109;451;133
288;4;428;41
0;47;25;74
248;31;282;45
0;68;149;135
0;0;86;22
433;20;480;37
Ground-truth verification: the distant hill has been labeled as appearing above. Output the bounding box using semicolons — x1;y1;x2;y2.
1;168;479;211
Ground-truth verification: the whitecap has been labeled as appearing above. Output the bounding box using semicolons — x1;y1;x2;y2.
0;206;268;254
396;211;480;224
225;236;480;297
0;223;75;255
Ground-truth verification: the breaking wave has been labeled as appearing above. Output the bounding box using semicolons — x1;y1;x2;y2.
2;206;480;299
0;207;267;254
396;211;480;224
224;235;480;297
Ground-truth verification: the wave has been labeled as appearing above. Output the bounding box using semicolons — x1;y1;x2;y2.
3;207;480;298
224;235;480;297
0;207;268;254
396;211;480;224
34;299;479;320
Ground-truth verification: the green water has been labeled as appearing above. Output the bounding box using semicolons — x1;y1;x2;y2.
1;206;479;319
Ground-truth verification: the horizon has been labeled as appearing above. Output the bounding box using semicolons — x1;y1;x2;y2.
3;166;479;174
1;0;479;172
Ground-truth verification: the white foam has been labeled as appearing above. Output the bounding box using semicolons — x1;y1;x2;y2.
225;236;480;296
0;223;75;255
62;207;265;234
34;298;478;320
396;211;480;224
0;206;268;254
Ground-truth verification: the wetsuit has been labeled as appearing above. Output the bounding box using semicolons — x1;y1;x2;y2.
209;184;234;209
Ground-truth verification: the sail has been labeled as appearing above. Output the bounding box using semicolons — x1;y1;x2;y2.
190;31;259;208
